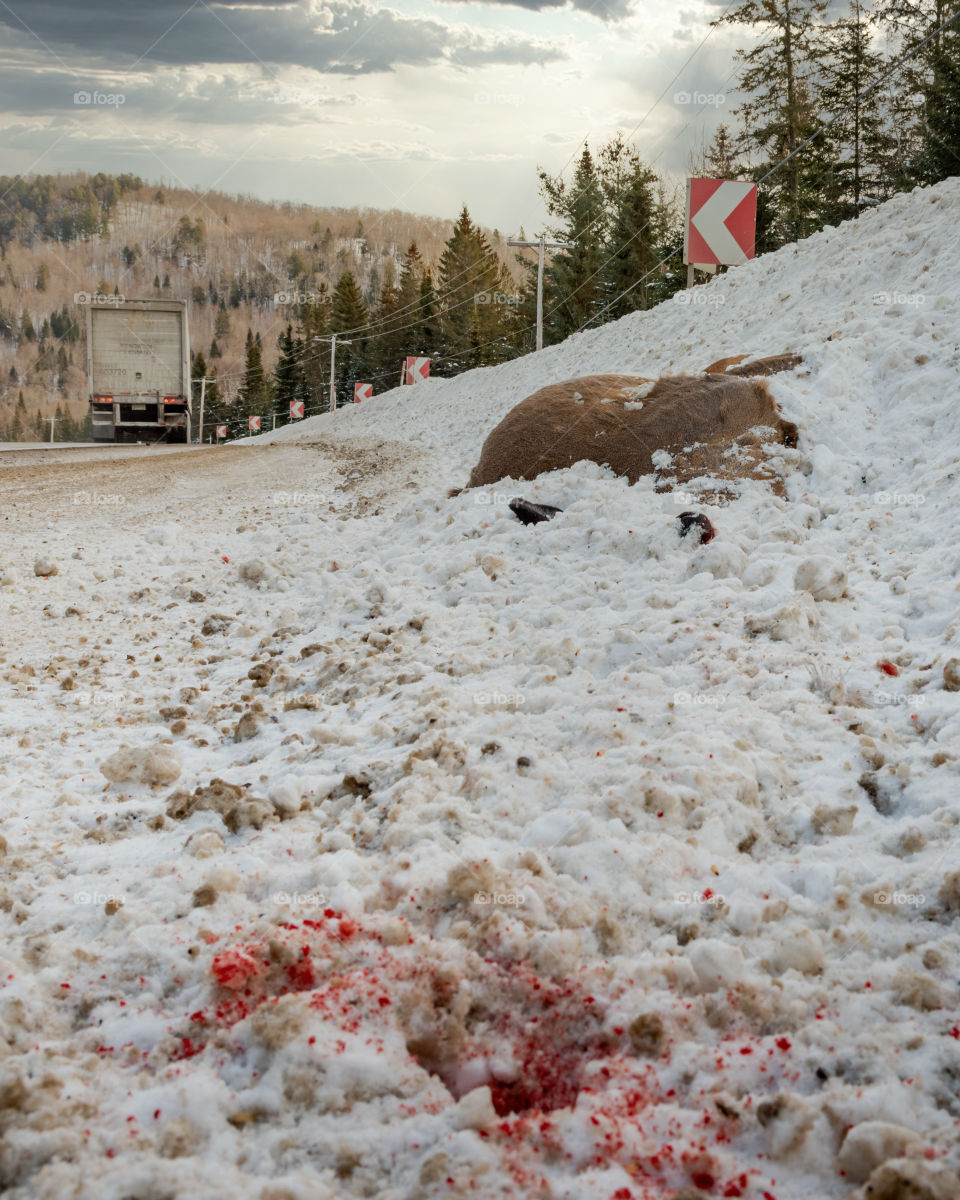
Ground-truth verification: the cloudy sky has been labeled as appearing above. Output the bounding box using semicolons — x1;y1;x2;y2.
0;0;745;231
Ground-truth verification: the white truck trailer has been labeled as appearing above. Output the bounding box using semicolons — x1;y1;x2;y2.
85;298;191;443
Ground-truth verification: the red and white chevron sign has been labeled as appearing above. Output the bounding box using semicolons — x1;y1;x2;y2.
216;424;227;439
404;356;430;384
289;400;304;419
248;415;261;433
684;178;757;266
354;382;373;403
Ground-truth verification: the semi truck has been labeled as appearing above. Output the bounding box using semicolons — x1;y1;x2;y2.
85;298;191;443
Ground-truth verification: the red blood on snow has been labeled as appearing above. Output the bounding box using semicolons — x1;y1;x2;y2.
211;948;266;991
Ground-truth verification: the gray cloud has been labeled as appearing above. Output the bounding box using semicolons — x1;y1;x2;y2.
437;0;635;20
0;0;563;74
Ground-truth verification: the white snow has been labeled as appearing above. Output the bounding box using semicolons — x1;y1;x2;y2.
2;177;960;1200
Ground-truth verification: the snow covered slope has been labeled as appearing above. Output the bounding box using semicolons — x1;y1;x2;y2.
2;178;959;1200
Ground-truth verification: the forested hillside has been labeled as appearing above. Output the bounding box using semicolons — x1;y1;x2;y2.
0;0;956;441
0;176;487;440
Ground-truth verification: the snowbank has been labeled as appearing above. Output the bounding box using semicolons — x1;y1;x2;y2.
2;177;959;1200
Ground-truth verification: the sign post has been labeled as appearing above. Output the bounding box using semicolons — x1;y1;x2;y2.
684;178;757;285
404;356;430;385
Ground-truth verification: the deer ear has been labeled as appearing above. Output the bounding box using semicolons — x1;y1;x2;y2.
702;353;750;374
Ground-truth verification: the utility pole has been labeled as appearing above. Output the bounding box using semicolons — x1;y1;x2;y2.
314;334;352;412
507;233;573;352
193;376;215;446
48;416;56;444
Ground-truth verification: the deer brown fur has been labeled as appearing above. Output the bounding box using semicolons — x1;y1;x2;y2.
465;354;800;494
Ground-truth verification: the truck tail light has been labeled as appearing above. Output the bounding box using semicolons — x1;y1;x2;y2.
163;396;179;404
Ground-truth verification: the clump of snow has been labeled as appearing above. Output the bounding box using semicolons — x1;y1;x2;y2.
237;559;267;585
838;1121;924;1183
795;555;848;600
99;743;182;786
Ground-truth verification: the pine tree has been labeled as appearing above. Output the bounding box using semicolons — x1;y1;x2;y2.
704;123;743;177
920;23;960;183
299;284;332;407
191;350;208;416
238;329;272;423
273;325;307;421
369;278;403;386
715;0;831;245
193;364;224;441
539;148;607;341
59;406;77;441
598;138;668;318
330;271;368;407
875;0;960;185
820;0;893;214
509;234;541;357
417;271;439;362
209;338;221;359
435;206;512;374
